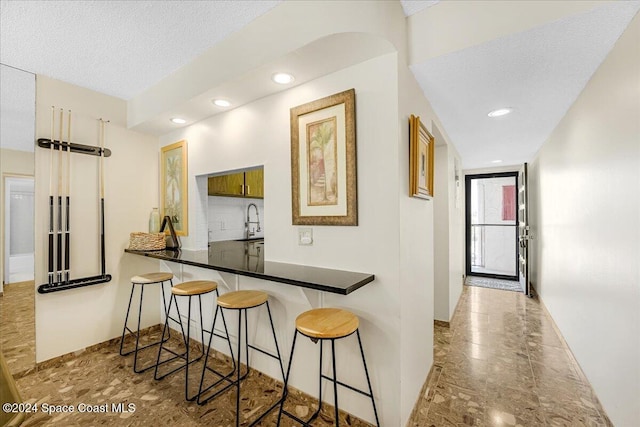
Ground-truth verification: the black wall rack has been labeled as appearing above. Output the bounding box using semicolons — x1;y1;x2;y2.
37;138;112;157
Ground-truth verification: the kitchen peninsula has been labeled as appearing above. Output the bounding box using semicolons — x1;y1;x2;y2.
125;239;375;294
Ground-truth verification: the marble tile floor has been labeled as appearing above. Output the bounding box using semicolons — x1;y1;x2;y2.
6;283;612;426
0;280;36;375
14;328;374;426
408;285;612;427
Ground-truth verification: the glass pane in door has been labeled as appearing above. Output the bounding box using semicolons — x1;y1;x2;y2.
469;176;517;277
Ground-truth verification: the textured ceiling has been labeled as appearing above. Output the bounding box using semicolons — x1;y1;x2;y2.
401;0;440;16
1;0;638;170
0;0;281;100
411;2;640;169
0;64;35;152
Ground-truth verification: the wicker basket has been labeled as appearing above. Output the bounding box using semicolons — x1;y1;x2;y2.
128;232;166;251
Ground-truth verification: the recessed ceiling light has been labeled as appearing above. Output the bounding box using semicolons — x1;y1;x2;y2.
213;99;232;108
491;160;503;163
170;117;186;124
272;72;295;84
488;108;512;118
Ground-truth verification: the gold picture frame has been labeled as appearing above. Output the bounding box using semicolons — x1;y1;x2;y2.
409;115;434;199
291;89;357;225
160;140;188;235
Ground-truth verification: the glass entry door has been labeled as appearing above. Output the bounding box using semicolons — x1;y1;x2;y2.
465;172;518;280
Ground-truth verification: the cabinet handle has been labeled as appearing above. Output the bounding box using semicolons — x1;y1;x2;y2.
241;184;245;195
246;185;250;195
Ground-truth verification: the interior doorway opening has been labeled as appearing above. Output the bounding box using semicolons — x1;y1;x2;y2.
3;176;35;285
465;172;518;281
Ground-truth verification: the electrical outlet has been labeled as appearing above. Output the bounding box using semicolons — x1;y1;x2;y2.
298;228;313;245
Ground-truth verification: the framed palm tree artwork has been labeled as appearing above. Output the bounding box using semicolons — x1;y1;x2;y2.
409;115;434;200
160;140;188;235
290;89;357;225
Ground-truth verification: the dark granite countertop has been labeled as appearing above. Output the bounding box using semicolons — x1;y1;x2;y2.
124;240;374;295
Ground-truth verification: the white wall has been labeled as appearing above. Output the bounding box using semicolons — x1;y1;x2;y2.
433;133;464;323
529;14;639;427
434;145;450;321
397;59;435;425
447;150;464;317
34;76;161;362
160;54;402;426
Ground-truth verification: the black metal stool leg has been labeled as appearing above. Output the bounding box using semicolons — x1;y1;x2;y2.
235;309;243;427
266;301;285;381
316;339;324;418
331;339;340;427
220;303;235;372
357;329;380;427
132;285;145;372
119;284;136;356
159;279;172;342
196;297;285;426
196;304;235;404
184;295;192;400
154;294;176;379
277;329;298;426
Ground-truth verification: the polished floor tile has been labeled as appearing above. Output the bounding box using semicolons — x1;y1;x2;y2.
14;328;373;426
409;285;612;427
0;280;36;376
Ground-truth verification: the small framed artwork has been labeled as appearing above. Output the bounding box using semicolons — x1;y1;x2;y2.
409;114;434;199
160;140;188;235
290;89;357;225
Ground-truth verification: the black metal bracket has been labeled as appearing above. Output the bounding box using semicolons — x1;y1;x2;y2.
38;274;112;294
37;138;112;157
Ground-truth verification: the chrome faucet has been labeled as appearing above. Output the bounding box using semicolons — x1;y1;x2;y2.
245;203;261;239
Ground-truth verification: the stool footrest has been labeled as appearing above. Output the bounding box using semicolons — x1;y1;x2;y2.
247;343;281;361
320;374;375;398
154;348;203;380
197;367;248;405
119;337;167;357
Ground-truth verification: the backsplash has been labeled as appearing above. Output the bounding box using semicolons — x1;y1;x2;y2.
207;196;264;242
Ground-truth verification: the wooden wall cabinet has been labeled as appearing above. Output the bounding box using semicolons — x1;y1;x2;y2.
208;168;263;199
244;169;264;198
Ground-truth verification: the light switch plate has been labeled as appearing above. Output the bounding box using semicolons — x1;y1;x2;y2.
298;227;313;245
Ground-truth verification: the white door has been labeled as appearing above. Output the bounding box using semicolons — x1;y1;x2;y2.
517;164;530;296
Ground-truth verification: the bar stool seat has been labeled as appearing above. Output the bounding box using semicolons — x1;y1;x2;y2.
198;290;284;427
120;272;174;373
172;280;218;296
155;280;233;402
131;272;173;284
278;308;380;427
217;290;268;309
295;308;359;339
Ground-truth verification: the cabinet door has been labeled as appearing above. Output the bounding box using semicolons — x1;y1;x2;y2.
208;172;245;197
244;169;264;199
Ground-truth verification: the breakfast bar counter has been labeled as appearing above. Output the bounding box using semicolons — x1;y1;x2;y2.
124;239;375;295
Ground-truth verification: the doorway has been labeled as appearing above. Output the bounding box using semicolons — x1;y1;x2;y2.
465;172;518;281
3;176;35;284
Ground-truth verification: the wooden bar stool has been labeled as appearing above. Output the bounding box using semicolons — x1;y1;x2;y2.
154;280;233;402
277;308;380;427
197;290;285;427
119;272;175;373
